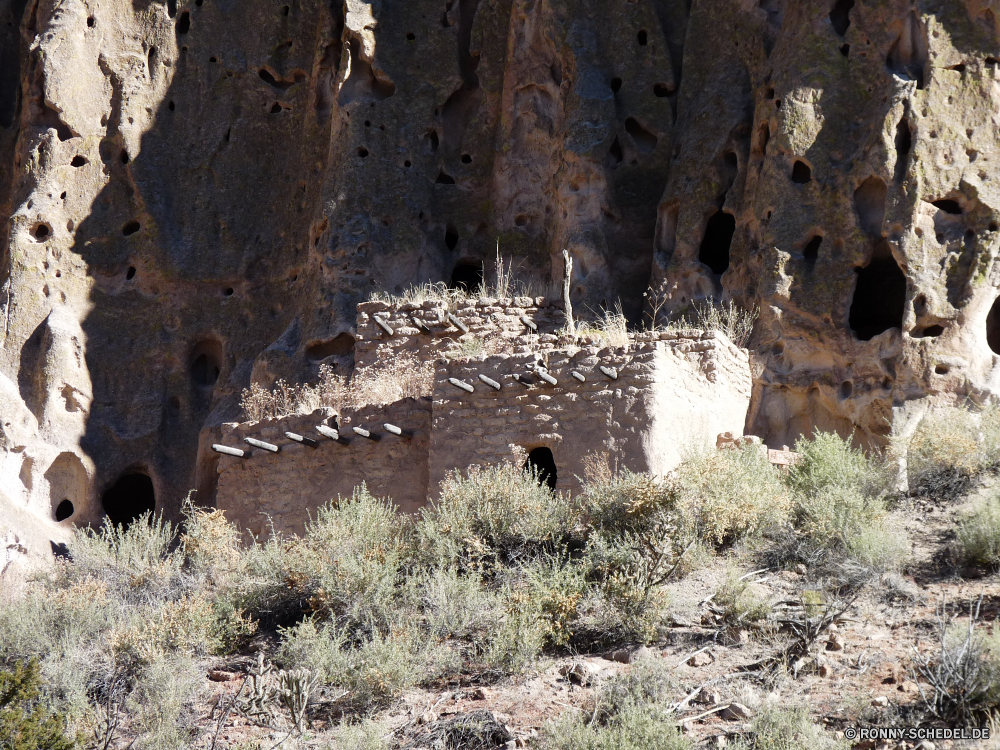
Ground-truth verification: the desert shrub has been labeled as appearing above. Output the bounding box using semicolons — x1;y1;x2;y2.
731;705;850;750
672;443;790;547
59;513;187;606
0;660;77;750
911;598;1000;722
235;486;410;635
416;462;581;572
785;433;906;577
712;566;771;633
539;658;690;750
335;718;391;750
957;492;1000;568
277;620;437;709
690;300;759;347
904;403;1000;498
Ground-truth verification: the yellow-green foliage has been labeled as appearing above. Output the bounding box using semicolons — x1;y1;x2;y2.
787;432;906;574
673;443;791;546
904;404;1000;497
957;492;1000;568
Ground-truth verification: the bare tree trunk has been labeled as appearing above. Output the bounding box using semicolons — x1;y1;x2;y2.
562;249;575;336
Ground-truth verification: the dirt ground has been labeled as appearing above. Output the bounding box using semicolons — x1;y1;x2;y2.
187;486;1000;750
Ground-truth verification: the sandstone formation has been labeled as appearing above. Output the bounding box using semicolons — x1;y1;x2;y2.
1;0;1000;556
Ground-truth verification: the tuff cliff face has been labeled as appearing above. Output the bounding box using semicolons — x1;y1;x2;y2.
1;0;999;545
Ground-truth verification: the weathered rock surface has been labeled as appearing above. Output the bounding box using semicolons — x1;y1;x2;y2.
1;0;999;544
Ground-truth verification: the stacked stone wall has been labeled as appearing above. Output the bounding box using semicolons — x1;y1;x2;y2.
355;297;567;371
428;331;752;494
215;398;431;539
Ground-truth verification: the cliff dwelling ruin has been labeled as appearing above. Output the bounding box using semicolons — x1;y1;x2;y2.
2;0;1000;560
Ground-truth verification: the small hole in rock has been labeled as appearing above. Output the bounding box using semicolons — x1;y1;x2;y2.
87;16;95;27
55;499;74;522
637;29;648;46
33;224;50;240
935;364;949;375
270;103;283;114
357;147;369;158
791;160;812;183
224;287;234;296
306;333;355;361
991;222;999;232
120;150;129;164
176;11;190;33
404;160;412;168
126;266;136;280
610;77;622;92
915;324;944;338
168;101;175;111
514;215;528;227
436;170;456;185
122;221;141;236
209;56;217;63
445;224;459;250
653;82;671;97
60;192;66;200
932;199;962;215
803;235;823;261
765;87;775;99
406;32;415;40
830;0;854;36
840;381;853;399
282;4;289;15
848;241;906;340
699;210;735;275
461;153;472;164
840;44;850;57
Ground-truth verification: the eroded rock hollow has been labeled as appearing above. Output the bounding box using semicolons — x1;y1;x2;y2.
2;0;1000;548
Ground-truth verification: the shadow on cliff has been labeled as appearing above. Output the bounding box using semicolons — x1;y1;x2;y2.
58;0;339;522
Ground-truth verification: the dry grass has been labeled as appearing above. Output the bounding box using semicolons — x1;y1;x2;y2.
240;351;434;422
370;250;551;306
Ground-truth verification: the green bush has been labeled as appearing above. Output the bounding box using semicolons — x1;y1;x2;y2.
785;433;906;577
957;493;1000;568
672;443;790;547
712;566;771;633
538;658;690;750
731;705;850;750
0;660;76;750
416;462;581;573
903;404;1000;498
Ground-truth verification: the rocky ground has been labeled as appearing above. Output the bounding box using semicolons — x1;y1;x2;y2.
178;486;1000;750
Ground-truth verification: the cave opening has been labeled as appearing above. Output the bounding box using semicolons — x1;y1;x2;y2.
55;499;74;522
699;210;736;275
101;473;156;528
306;333;356;361
987;297;1000;355
450;261;483;293
524;447;557;491
848;242;906;340
191;340;223;387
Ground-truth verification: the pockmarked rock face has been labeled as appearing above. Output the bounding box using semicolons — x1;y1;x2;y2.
1;0;999;539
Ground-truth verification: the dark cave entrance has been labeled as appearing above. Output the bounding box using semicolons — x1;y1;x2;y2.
450;261;484;294
848;242;906;341
698;210;735;276
524;447;557;491
55;499;74;522
987;297;1000;355
190;340;223;387
101;473;156;527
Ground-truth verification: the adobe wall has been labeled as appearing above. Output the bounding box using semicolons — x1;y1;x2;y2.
428;330;753;494
215;398;431;539
355;297;568;371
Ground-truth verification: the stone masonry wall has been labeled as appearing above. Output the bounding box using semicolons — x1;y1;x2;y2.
215;398;431;539
355;297;568;371
428;330;753;495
